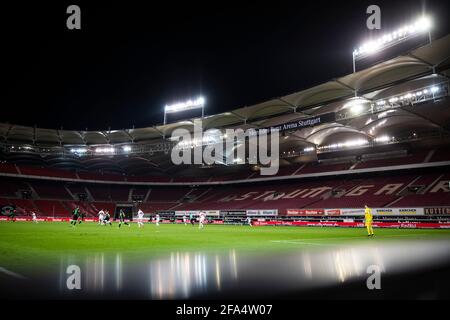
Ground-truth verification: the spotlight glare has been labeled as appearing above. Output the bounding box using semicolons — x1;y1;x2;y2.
353;15;433;59
165;96;206;113
415;16;432;32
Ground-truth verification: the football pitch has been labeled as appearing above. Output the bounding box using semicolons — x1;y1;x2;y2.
1;221;450;273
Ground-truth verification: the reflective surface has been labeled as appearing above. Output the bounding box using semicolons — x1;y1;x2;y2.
2;240;450;299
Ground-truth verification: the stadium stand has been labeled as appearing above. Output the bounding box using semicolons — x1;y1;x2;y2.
34;200;69;216
78;171;125;182
1;163;450;218
299;162;352;174
354;152;428;169
86;185;111;201
66;184;87;198
19;166;77;179
0;179;28;197
0;163;18;174
146;187;191;202
429;148;450;163
30;181;72;199
126;175;172;182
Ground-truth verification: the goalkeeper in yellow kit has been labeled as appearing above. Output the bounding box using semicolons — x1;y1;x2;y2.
364;205;374;237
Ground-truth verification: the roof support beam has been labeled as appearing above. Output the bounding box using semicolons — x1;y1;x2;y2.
77;131;87;145
277;98;309;116
4;124;14;143
230;111;247;124
124;130;135;143
407;53;434;67
56;129;63;146
334;79;358;97
153;126;166;139
100;130;111;144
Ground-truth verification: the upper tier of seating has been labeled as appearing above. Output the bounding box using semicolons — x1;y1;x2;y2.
1;148;449;184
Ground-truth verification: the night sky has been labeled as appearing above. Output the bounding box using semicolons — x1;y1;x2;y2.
2;0;450;130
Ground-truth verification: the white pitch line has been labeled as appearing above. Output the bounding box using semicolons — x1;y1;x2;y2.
271;234;431;244
273;240;339;246
0;267;27;279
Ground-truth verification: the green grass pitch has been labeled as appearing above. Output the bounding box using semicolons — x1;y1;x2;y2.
1;222;450;274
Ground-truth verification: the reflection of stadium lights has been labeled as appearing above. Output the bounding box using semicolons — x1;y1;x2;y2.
165;96;205;113
303;147;315;152
388;97;398;103
343;98;369;116
351;104;363;114
353;15;432;59
374;136;390;143
320;139;368;150
174;130;229;150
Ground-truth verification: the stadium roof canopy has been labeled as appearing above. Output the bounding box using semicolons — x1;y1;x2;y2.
0;34;449;175
1;34;449;146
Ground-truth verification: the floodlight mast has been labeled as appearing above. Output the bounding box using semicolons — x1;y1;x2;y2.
163;96;206;125
352;15;432;73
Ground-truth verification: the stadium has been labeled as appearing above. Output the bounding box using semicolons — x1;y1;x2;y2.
1;2;450;301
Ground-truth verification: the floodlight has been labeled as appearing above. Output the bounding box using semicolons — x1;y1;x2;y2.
352;15;433;72
164;96;206;124
70;148;87;154
164;96;206;113
415;16;432;32
95;147;115;153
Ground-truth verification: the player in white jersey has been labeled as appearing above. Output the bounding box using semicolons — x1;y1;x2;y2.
246;216;252;227
155;213;160;226
98;209;105;225
182;215;188;226
198;212;205;229
31;211;38;223
137;209;144;228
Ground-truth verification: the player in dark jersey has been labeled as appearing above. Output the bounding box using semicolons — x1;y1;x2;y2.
103;210;112;226
77;209;84;224
70;207;81;226
9;208;17;222
118;209;130;228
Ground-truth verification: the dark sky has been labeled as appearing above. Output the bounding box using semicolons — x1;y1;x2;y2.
2;0;449;130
